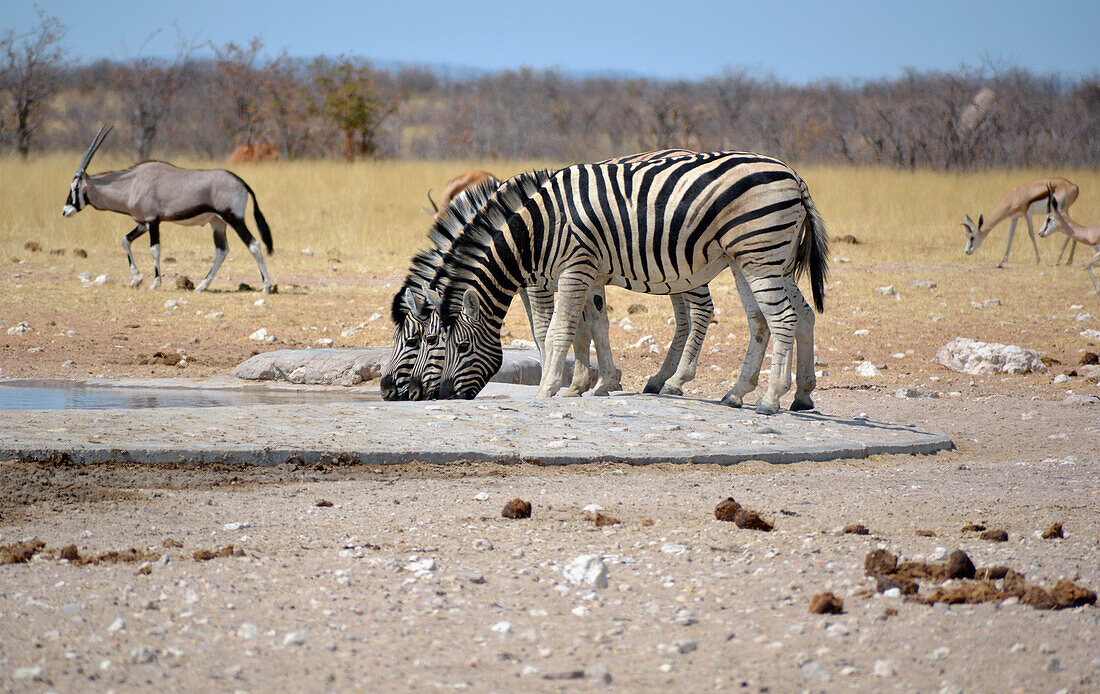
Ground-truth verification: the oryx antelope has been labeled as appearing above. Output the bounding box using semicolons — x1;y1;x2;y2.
962;178;1079;267
1039;187;1100;296
62;125;276;293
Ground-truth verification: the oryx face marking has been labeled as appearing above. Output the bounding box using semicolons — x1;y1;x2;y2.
62;176;84;217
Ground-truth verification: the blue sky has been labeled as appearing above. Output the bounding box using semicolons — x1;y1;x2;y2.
5;1;1098;83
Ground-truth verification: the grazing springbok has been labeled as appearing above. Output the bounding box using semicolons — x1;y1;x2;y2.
62;125;276;293
1039;187;1100;296
962;178;1079;267
422;170;497;219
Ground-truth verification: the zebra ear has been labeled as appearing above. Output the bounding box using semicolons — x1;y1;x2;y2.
462;288;481;321
424;285;441;307
403;287;424;315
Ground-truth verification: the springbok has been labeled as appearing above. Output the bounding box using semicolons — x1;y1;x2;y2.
62;125;276;293
422;170;497;218
1039;187;1100;296
962;178;1079;267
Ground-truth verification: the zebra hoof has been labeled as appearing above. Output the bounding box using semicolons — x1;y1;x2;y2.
659;384;683;397
562;388;583;398
790;397;815;412
719;394;744;408
129;278;143;289
642;383;662;394
593;387;610;397
755;400;780;415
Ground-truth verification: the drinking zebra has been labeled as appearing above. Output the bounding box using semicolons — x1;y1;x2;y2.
432;151;828;414
382;150;719;401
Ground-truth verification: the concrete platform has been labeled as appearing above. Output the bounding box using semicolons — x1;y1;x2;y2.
0;378;954;466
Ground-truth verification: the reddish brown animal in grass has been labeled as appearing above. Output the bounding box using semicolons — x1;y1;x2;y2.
423;170;498;218
228;143;281;164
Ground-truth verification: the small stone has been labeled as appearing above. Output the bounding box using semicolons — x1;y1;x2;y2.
563;554;609;589
502;498;532;519
473;492;490;501
857;361;882;377
872;659;896;677
673;608;698;626
928;646;950;660
490;621;513;638
585;662;612;684
283;630;309;646
248;328;276;343
130;645;158;664
12;665;43;681
979;529;1008;542
237;623;260;639
945;550;975;579
673;638;697;654
405;558;437;573
714;497;742;521
107;617;125;633
1041;522;1064;539
801;660;830;684
224;521;251;531
808;592;843;614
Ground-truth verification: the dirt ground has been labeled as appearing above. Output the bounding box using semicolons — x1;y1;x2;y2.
1;247;1099;692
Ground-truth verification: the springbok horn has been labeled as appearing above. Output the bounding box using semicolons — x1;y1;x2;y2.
77;124;113;175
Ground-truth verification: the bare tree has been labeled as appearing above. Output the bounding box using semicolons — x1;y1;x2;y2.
263;52;313;159
0;11;66;158
115;30;196;160
214;38;266;149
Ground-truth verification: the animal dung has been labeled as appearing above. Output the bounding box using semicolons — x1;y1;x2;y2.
944;550;976;579
960;523;986;532
315;499;334;508
979;529;1009;542
734;509;773;531
843;523;870;535
714;497;742;521
176;276;195;291
73;248;88;257
864;549;898;576
502;498;532;519
808;591;844;614
193;545;244;561
1041;522;1064;539
587;512;621;527
1;539;45;564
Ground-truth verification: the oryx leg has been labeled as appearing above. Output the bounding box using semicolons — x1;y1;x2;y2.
122;224;148;288
723;273;795;415
195;220;230;293
148;220;162;290
227;214;274;293
722;269;770;408
537;269;595;399
1024;214;1042;265
997;218;1019;268
786;278;817;411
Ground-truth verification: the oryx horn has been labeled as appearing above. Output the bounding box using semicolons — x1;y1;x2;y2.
77;124;113;175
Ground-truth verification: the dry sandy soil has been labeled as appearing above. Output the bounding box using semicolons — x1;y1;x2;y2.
0;246;1099;692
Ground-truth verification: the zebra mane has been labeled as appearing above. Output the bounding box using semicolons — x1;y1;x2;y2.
390;177;502;325
437;170;553;328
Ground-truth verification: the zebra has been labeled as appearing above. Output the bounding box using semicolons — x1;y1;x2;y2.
384;150;720;402
432;151;828;415
380;178;624;401
62;125;275;293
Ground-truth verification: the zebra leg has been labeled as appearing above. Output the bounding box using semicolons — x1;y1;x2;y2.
583;287;622;396
537;272;592;399
148;221;162;290
724;274;795;415
523;286;568;388
227;214;275;293
564;304;596;397
196;221;229;292
122;224;147;288
998;219;1018;268
658;287;714;396
785;277;817;411
722;269;770;408
644;293;690;394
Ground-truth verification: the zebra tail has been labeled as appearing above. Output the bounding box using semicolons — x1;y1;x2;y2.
796;178;829;313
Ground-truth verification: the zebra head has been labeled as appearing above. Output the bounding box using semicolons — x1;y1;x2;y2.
63;124;112;217
380;286;434;401
438;288;502;400
406;301;445;400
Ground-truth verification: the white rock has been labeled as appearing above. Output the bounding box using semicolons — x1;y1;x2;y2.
875;285;900;298
853;328;870;336
7;322;32;334
660;542;688;555
934;337;1046;375
405;558;437;573
910;279;937;289
929;547;948;561
673;638;697;654
630;335;660;353
205;311;224;320
237;623;260;639
582;503;603;514
873;659;896;677
91;274;111;286
883;587;901;599
928;646;951;660
1080;329;1100;340
130;645;158;664
107;617;125;633
1053;374;1070;384
254;298;266;306
801;660;830;684
563;554;609;588
586;662;612;683
224;521;251;531
316;338;334;347
473;492;490;501
857;361;882;377
301;248;315;256
283;630;309;646
490;621;513;638
12;666;44;681
248;328;277;343
164;299;183;310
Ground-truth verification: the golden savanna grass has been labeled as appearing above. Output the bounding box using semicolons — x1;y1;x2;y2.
0;154;1097;403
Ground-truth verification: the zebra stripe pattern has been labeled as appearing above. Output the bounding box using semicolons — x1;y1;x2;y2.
435;151;828;414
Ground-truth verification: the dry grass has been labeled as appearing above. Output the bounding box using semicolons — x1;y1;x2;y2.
1;154;1097;403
